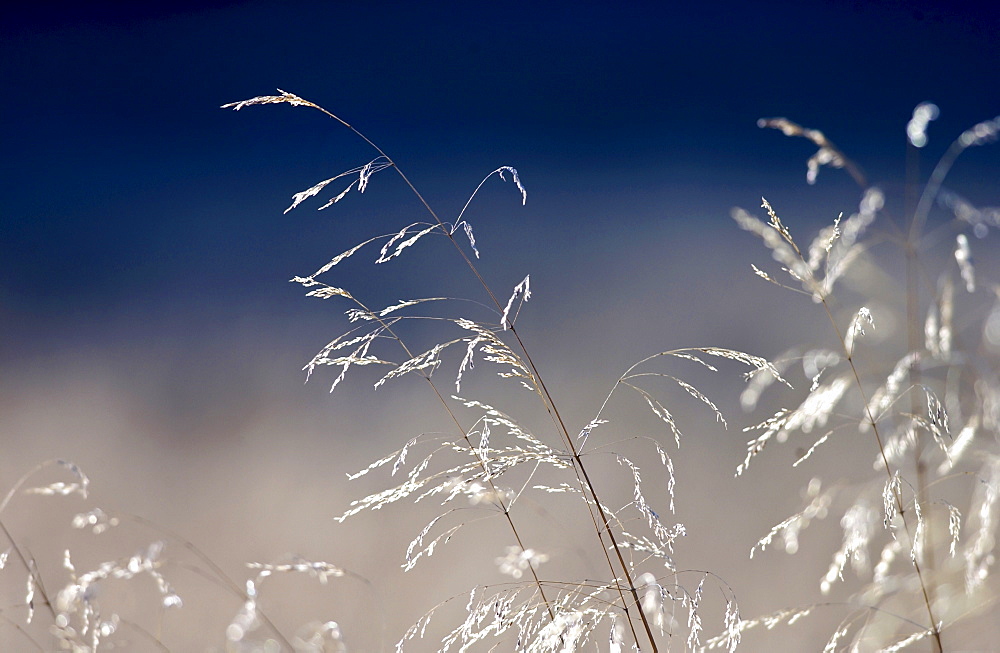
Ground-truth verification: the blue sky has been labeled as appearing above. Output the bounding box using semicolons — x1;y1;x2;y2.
4;1;998;353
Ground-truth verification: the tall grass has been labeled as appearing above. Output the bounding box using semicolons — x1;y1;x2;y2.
0;95;996;651
219;90;778;651
709;108;1000;651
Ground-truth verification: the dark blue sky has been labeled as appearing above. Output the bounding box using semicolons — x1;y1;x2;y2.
3;0;999;358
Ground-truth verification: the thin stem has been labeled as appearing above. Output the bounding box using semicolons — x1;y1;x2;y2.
818;264;943;653
282;96;564;623
296;94;659;650
120;513;295;651
910;139;965;245
906;140;939;642
772;127;945;652
341;294;559;624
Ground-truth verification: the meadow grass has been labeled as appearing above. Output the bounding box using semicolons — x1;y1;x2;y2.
710;109;1000;651
0;95;997;651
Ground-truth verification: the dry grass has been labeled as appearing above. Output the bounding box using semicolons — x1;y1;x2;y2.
1;95;997;651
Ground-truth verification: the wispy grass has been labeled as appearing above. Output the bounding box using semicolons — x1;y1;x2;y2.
0;95;996;652
710;108;1000;651
219;89;778;651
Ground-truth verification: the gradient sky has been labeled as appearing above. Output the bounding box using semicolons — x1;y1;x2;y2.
4;0;999;356
2;2;1000;648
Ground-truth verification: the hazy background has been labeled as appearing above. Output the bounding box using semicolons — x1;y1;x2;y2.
3;0;1000;650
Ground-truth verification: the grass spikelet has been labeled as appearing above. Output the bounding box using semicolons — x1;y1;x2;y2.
954;234;975;292
792;429;833;467
221;88;320;112
732;205;816;296
246;556;347;583
685;577;705;649
635;386;686;448
23;460;90;500
756;116;865;187
377;223;441;264
844;306;874;355
907;102;940;148
964;456;1000;592
938;415;977;474
750;478;834;558
403;513;464;572
673;378;727;428
285;156;392;213
938;188;1000;236
454;318;535;389
880;627;935;652
681;347;787;387
882;471;903;531
500;275;531;330
946;502;962;557
374;342;449;389
822;624;851;653
819;501;877;594
702;606;812;650
299;238;382;280
616;455;675;546
737;409;790;477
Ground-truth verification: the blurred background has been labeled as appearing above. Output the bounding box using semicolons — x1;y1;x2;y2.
2;0;1000;649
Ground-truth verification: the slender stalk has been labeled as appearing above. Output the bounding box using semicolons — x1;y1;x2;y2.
767;130;946;650
770;201;945;651
905;137;940;651
343;293;559;623
117;513;296;650
281;93;660;650
0;460;80;624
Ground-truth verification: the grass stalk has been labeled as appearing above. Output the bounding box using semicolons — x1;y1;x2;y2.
223;90;664;649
